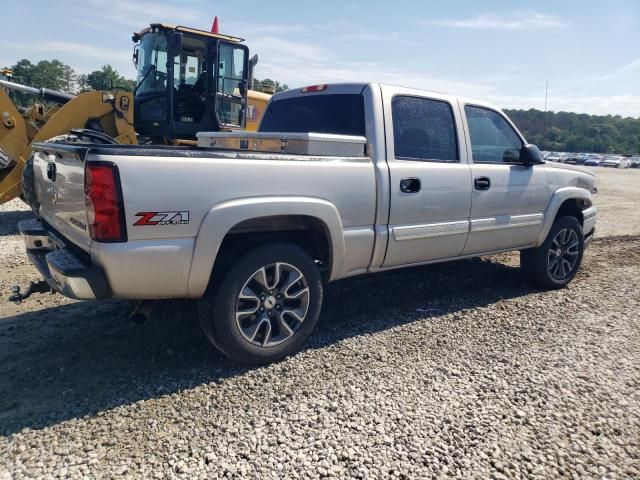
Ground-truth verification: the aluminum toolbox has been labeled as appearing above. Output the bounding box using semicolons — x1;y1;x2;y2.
196;131;367;157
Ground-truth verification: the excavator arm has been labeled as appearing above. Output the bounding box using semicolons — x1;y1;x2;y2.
0;86;136;204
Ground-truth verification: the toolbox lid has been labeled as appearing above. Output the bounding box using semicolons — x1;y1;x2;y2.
196;131;367;157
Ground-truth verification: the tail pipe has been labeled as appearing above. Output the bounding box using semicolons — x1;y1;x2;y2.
0;79;74;105
130;300;155;323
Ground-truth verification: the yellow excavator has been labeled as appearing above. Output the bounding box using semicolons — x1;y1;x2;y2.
0;21;271;205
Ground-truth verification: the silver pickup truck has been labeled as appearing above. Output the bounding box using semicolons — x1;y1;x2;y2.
19;82;597;364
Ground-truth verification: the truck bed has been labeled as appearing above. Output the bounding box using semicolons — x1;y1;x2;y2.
30;140;377;299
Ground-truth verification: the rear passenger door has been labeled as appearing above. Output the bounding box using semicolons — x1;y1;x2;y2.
382;90;472;267
461;104;550;255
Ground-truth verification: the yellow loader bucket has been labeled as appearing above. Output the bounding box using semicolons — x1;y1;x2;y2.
0;88;29;203
0;90;136;205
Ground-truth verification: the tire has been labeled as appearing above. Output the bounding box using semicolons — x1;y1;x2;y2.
21;152;39;213
199;243;324;365
521;215;584;289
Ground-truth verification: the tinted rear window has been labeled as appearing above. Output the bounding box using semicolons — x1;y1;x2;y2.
259;94;365;136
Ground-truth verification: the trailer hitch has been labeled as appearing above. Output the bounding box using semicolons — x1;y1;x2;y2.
9;281;53;304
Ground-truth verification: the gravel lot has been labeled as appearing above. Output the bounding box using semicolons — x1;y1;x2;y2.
1;167;639;479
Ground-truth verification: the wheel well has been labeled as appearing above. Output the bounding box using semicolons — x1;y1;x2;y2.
555;198;590;225
208;215;332;292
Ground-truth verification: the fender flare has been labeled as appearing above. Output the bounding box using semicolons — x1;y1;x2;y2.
186;196;345;298
536;187;592;246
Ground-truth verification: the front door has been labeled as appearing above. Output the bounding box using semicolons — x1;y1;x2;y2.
214;42;248;128
382;91;472;267
461;104;550;255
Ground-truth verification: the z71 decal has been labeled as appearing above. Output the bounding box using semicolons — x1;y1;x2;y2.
134;211;190;226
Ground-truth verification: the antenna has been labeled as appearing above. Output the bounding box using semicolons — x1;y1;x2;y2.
542;80;549;150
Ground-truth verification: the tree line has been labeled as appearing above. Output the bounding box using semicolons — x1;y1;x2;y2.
252;78;288;93
4;59;136;108
504;108;640;155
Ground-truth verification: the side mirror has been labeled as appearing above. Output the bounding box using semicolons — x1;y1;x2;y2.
520;143;543;166
248;54;258;91
168;32;183;55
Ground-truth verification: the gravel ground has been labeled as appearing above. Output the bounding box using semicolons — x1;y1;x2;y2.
0;167;639;479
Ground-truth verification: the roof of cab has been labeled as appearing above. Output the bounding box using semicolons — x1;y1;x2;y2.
134;23;244;43
271;83;371;101
269;82;504;112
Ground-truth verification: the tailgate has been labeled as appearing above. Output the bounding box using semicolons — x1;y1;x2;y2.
32;143;92;252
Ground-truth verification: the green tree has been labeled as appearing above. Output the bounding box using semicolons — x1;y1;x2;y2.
252;78;288;93
76;73;90;92
505;108;640;155
84;65;136;91
9;59;76;107
61;64;76;94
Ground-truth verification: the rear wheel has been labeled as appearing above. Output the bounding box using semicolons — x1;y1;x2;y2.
521;215;584;289
199;243;323;365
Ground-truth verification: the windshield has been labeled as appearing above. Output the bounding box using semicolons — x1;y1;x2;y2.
259;94;365;136
136;33;169;95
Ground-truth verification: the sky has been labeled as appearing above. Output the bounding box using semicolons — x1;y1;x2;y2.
2;0;639;117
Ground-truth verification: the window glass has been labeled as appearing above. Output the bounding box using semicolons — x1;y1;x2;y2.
392;96;458;162
465;105;522;163
172;36;207;124
216;43;247;126
135;33;169;95
259;94;365;136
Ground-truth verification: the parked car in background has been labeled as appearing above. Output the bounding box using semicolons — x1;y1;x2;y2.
584;156;604;167
630;157;640;168
565;155;588;165
603;156;631;168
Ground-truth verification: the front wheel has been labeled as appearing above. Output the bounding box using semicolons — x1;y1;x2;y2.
199;243;323;365
521;216;584;289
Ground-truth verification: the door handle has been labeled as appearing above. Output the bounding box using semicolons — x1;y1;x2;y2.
474;176;490;190
400;177;421;193
46;162;57;182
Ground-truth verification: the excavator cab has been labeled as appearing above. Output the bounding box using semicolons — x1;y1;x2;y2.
132;24;249;142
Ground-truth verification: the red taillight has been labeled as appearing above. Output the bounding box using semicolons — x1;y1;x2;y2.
85;163;126;242
301;84;328;93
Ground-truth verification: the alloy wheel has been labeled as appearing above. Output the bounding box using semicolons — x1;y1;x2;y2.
547;228;580;280
235;262;310;347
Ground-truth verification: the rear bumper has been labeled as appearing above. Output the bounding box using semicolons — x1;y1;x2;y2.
19;219;111;300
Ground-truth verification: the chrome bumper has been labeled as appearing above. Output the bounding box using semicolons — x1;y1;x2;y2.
18;219;111;300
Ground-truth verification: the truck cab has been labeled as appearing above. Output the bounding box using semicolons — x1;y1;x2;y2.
132;24;251;141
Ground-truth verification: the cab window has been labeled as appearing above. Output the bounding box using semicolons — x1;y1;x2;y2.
465;105;523;164
392;96;459;162
172;35;207;124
